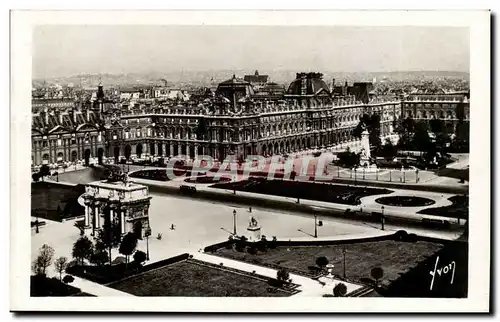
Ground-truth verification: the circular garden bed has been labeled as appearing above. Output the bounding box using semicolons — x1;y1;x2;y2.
184;176;232;184
375;196;436;207
129;169;182;181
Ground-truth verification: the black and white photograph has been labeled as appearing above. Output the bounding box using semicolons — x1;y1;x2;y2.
9;9;490;313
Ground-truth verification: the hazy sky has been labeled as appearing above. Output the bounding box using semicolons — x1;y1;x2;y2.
33;25;469;79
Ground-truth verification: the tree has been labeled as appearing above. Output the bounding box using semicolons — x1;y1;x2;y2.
39;164;51;179
353;113;382;154
411;121;433;153
429;119;444;134
119;232;138;265
31;244;54;276
370;267;384;287
316;256;329;271
54;256;68;281
394;117;415;148
333;282;348;297
276;268;290;283
337;148;361;168
133;250;147;265
380;138;397;161
97;219;122;266
89;250;109;267
72;236;93;266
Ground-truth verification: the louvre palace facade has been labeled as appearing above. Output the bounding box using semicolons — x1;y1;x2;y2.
31;72;470;166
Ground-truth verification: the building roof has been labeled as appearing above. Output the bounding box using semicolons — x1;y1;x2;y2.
244;70;269;84
286;72;331;96
218;75;252;86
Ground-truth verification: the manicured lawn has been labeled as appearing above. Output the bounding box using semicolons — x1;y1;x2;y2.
418;195;469;219
31;182;85;221
215;240;444;286
108;259;292;297
211;179;393;205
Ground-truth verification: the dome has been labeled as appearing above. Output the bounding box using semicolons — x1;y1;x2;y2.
286;72;330;96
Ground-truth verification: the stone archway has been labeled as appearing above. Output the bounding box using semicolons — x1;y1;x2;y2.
285;141;290;153
42;153;50;165
57;152;64;163
150;143;156;156
114;146;120;162
261;144;267;156
136;143;143;158
133;220;143;240
125;145;132;160
273;142;279;156
71;151;78;162
84;149;91;166
97;148;104;165
158;144;163;156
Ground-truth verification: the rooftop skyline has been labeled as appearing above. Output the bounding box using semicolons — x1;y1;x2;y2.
33;25;470;79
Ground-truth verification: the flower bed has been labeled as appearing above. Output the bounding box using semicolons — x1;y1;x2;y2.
375;196;436;207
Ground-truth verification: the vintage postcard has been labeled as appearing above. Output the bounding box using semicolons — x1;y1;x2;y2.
10;10;490;312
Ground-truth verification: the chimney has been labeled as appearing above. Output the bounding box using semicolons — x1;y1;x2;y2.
300;74;307;96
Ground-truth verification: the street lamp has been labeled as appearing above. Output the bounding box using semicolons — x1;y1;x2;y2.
314;214;318;238
342;247;347;278
381;206;385;231
233;209;237;236
145;226;152;261
35;211;40;234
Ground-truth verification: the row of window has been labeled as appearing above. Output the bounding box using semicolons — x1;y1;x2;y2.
34;134;102;148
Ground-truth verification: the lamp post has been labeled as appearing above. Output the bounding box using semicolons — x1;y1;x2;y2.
381;206;385;231
389;170;392;182
314;214;318;238
35;211;39;234
145;227;152;261
342;247;347;279
233;209;237;236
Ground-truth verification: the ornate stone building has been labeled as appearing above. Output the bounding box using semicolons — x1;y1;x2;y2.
31;84;119;167
32;73;470;166
113;72;402;161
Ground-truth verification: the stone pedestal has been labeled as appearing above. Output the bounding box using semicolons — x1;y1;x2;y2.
247;225;261;242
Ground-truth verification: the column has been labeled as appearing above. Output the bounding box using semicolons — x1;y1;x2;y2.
169;144;174;157
194;144;198;159
120;209;126;234
84;204;89;227
162;143;166;157
109;208;114;226
94;206;99;229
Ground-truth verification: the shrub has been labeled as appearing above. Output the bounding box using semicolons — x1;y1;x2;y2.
133;250;147;265
333;283;348;297
62;275;75;284
276;268;290;282
247;246;258;255
370;267;384;286
394;230;409;241
316;256;329;270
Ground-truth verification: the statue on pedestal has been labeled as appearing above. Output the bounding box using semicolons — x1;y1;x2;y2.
247;216;261;242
